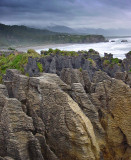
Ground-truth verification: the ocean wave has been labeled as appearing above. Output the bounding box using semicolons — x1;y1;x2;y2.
37;37;131;59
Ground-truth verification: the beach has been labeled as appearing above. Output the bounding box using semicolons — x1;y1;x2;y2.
15;43;74;52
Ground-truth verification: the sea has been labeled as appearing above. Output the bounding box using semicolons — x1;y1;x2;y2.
37;37;131;60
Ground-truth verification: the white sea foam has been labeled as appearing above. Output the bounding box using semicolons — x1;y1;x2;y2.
36;37;131;59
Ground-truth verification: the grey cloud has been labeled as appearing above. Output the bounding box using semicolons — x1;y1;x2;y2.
0;0;131;29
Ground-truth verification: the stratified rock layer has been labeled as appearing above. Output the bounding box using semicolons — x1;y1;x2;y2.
0;69;131;160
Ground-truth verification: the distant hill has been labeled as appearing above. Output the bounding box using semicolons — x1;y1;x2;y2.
46;25;131;36
46;25;75;34
0;23;106;48
0;23;58;47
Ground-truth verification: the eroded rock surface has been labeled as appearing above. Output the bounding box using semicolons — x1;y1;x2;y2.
90;75;131;160
0;69;131;160
1;69;100;160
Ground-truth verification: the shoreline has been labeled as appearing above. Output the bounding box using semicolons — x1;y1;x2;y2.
15;43;75;52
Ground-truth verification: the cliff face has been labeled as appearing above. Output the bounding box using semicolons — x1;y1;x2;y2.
0;68;131;160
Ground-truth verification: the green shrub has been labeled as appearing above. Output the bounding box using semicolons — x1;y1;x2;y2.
88;58;96;67
0;53;29;75
103;60;110;66
48;48;54;53
41;50;49;56
89;49;94;52
118;63;121;66
78;50;88;54
0;76;3;83
37;62;43;72
27;49;38;54
53;49;61;54
111;58;119;64
0;52;34;83
129;68;131;72
27;49;40;58
41;49;79;57
79;67;82;72
25;73;29;77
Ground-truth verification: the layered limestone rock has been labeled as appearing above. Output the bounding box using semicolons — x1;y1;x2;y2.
60;68;91;93
60;69;131;159
0;69;131;160
0;83;44;160
90;75;131;160
70;83;105;148
1;69;100;160
28;76;100;160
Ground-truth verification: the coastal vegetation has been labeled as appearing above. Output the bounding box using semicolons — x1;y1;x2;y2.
37;62;43;72
103;57;121;66
0;48;91;82
79;67;83;72
111;58;119;64
87;58;96;67
0;50;40;83
41;48;79;56
103;60;110;66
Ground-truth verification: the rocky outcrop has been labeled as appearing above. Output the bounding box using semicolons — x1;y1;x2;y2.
25;52;101;78
0;69;130;160
1;69;101;160
123;52;131;74
24;51;131;88
24;57;40;77
121;40;128;42
60;69;131;159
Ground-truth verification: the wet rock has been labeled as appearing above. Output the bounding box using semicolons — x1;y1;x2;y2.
121;40;128;42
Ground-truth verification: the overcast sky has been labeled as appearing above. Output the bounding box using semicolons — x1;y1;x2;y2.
0;0;131;29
